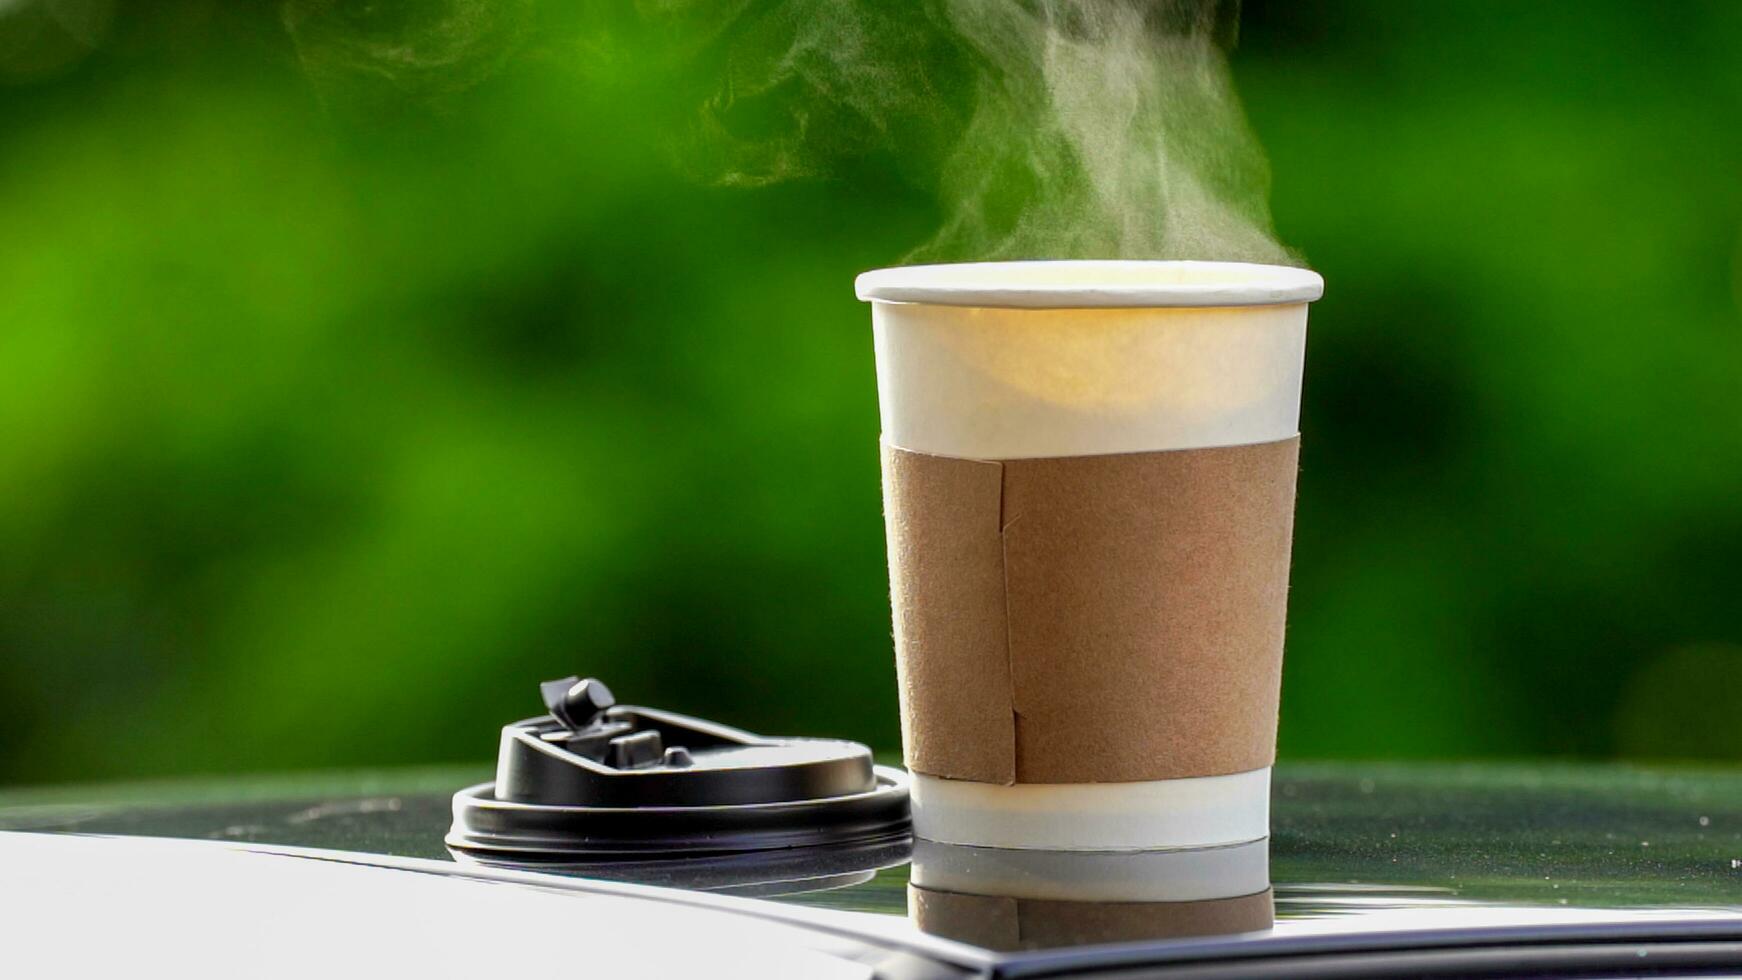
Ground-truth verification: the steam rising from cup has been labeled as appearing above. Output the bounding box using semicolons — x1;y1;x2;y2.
669;0;1294;263
283;0;533;112
278;0;1293;264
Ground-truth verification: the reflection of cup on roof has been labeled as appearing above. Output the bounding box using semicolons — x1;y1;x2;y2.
908;838;1274;950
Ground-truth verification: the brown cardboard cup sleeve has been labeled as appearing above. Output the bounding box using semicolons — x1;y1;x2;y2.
881;437;1300;785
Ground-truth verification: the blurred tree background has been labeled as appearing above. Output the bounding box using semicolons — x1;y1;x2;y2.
1;0;1739;785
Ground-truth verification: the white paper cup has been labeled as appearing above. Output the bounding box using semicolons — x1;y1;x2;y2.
858;260;1323;851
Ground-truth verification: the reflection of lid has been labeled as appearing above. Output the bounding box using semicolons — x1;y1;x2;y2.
446;677;910;861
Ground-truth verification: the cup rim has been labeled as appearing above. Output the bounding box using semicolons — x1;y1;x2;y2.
855;259;1323;310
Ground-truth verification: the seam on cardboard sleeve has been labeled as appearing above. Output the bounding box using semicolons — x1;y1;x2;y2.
998;460;1021;786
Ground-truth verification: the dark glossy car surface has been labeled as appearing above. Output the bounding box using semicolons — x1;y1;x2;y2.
5;761;1742;977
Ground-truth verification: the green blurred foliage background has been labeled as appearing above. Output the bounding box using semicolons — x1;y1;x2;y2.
2;1;1740;785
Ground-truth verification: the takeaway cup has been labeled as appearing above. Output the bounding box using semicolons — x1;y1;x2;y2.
856;260;1324;850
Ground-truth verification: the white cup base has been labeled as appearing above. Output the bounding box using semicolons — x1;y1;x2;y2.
910;768;1271;851
910;837;1271;902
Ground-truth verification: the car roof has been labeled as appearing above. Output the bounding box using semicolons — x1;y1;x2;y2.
4;760;1741;975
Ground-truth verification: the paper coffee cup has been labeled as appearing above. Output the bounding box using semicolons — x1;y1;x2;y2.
908;838;1274;949
857;260;1323;850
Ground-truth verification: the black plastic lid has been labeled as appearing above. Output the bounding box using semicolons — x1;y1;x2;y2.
446;676;910;861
